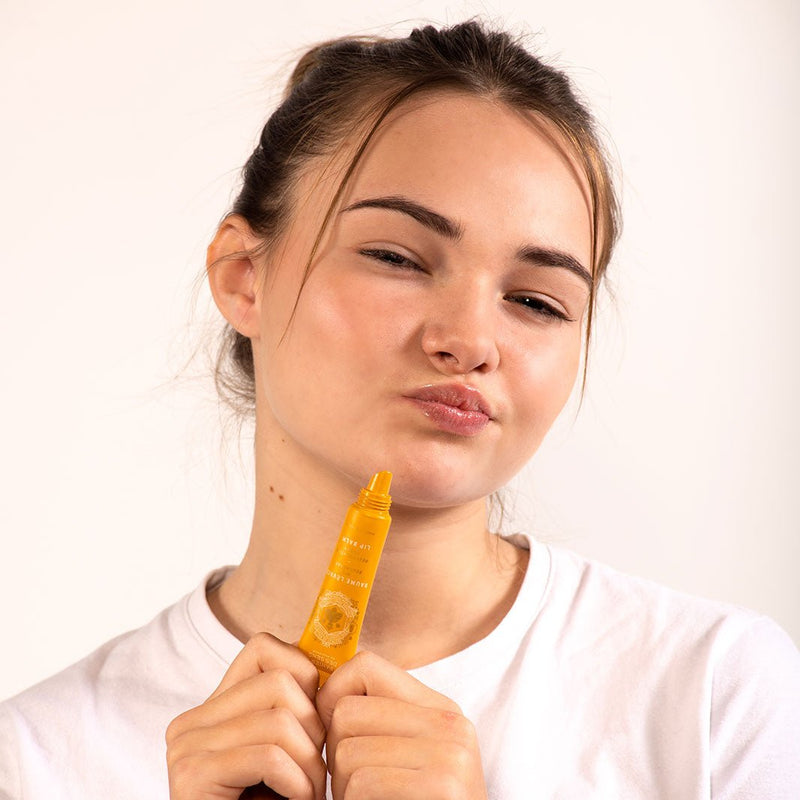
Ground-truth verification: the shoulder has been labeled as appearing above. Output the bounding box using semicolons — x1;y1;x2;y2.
0;570;236;798
539;540;800;795
502;533;797;670
538;540;785;654
0;622;168;798
516;535;800;730
3;585;205;720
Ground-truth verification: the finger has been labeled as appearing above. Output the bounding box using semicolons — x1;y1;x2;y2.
327;694;470;739
331;735;428;797
331;765;448;800
169;743;317;800
168;707;327;797
210;632;320;702
168;669;326;750
316;651;461;728
325;696;476;772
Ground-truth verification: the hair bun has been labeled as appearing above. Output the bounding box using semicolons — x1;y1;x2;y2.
283;36;390;100
284;43;327;98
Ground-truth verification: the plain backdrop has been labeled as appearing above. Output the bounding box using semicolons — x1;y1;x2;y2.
1;0;798;700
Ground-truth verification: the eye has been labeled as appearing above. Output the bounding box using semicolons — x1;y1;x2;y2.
505;293;574;322
359;248;424;272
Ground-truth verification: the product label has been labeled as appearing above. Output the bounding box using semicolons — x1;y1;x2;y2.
326;570;369;589
342;535;372;551
310;589;359;647
306;649;338;675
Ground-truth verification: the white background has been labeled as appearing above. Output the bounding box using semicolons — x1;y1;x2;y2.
1;0;798;700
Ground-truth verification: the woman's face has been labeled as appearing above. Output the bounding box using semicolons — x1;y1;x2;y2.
251;92;593;507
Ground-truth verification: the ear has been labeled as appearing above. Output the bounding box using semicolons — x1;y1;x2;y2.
206;215;262;339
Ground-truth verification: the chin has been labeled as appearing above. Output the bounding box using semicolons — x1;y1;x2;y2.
332;430;528;509
375;456;501;510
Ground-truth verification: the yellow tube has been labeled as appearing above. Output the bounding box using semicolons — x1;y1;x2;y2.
298;471;392;686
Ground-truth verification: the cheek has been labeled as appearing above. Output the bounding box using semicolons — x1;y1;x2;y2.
300;278;382;353
277;273;406;404
508;330;582;425
298;269;421;362
483;329;583;487
257;278;375;438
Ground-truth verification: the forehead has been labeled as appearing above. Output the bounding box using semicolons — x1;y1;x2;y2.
292;91;593;267
356;91;589;192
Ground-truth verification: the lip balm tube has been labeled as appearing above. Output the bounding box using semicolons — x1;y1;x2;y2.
298;471;392;686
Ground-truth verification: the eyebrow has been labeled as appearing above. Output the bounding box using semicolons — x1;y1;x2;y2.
517;245;593;288
341;195;592;288
341;195;463;240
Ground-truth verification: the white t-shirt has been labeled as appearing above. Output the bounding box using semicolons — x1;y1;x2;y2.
2;534;799;799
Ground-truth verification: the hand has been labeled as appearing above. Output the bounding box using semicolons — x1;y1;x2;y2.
166;632;327;800
317;651;488;800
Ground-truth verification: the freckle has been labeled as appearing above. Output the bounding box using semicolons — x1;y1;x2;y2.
278;494;285;501
269;486;275;493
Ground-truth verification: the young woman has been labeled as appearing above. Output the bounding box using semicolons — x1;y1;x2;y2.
1;21;798;800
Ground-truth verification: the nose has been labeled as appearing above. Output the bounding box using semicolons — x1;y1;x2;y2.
420;285;500;375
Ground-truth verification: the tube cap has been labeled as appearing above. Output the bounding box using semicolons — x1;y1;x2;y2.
357;471;392;512
367;470;392;495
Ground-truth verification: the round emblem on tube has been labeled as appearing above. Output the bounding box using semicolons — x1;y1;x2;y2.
312;590;358;646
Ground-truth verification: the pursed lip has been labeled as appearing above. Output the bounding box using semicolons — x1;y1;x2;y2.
403;384;495;436
406;383;494;418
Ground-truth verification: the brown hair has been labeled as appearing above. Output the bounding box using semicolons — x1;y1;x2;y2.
213;20;620;413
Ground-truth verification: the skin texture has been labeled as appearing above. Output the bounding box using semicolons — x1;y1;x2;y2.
166;92;593;799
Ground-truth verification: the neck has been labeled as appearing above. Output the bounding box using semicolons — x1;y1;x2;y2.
208;426;528;668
